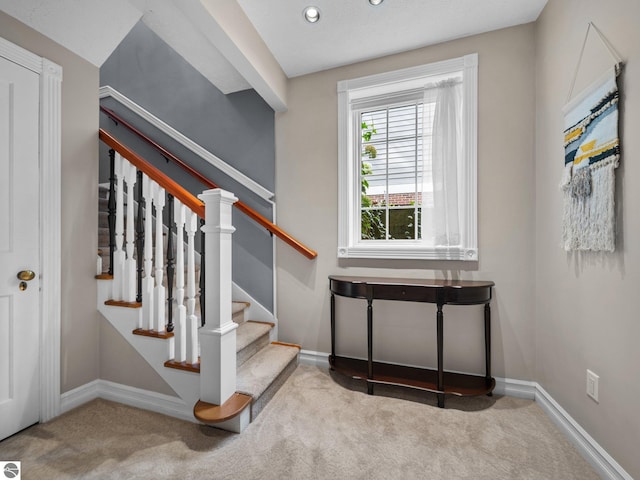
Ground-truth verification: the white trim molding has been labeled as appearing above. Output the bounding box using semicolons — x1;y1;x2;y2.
99;85;275;202
493;376;537;399
61;380;195;424
0;36;63;424
298;350;632;480
39;58;63;423
536;385;633;480
299;349;331;368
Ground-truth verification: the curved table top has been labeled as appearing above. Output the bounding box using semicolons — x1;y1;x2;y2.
329;275;494;305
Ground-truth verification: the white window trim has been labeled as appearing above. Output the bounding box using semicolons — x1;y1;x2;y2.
337;53;478;261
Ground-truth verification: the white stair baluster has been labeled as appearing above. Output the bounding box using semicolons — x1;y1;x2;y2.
112;152;125;301
185;211;198;364
124;162;137;303
174;200;187;363
142;177;155;331
154;186;166;333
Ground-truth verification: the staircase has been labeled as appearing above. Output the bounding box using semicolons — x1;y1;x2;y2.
96;147;299;432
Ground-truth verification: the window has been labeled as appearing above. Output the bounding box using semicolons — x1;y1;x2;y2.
337;54;478;260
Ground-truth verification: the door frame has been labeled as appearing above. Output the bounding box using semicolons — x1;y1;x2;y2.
0;37;62;422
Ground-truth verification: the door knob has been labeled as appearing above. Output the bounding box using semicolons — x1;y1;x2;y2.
17;270;36;281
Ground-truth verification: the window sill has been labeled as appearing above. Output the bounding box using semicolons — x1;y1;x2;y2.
337;244;478;261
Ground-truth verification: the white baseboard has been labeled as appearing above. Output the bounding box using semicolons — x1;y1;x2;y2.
60;379;101;413
299;349;330;368
61;379;196;424
298;349;632;480
60;354;632;480
535;384;633;480
493;376;536;400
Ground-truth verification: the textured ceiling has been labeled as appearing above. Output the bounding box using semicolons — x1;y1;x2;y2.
0;0;141;67
0;0;548;104
237;0;548;77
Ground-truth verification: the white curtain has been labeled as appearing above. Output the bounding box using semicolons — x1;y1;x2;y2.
422;79;462;246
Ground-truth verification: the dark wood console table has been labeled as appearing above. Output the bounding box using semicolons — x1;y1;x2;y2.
329;275;495;408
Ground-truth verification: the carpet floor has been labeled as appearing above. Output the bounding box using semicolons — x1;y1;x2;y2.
0;365;599;479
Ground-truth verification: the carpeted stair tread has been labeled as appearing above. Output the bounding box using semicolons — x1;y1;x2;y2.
236;321;272;352
237;343;299;401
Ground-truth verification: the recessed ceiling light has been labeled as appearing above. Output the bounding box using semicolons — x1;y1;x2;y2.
303;6;321;23
368;0;384;5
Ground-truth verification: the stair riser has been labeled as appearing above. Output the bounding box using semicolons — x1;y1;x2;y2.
250;356;298;421
237;333;270;368
232;309;246;324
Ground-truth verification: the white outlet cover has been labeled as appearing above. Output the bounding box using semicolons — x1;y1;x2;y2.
587;369;599;403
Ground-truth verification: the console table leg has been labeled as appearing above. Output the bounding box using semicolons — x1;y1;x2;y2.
367;297;374;395
330;293;336;364
437;303;444;408
485;302;492;396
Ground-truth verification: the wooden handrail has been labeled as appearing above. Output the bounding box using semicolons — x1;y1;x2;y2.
101;106;216;192
100;129;205;218
100;107;317;259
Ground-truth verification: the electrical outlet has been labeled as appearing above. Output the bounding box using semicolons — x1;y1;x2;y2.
587;369;599;403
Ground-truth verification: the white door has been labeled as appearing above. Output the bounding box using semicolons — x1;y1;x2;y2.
0;55;41;440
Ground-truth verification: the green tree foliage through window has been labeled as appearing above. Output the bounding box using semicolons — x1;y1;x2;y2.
360;122;385;239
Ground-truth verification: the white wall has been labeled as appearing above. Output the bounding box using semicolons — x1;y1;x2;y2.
275;24;537;381
535;0;640;477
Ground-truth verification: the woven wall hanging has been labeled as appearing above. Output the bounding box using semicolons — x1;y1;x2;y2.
561;22;623;252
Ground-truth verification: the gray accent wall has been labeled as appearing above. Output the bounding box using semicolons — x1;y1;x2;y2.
100;21;275;312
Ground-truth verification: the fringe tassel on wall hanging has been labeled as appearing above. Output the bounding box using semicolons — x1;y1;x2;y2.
561;22;623;252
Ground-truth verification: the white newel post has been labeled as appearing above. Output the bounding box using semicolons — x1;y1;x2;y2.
198;188;238;406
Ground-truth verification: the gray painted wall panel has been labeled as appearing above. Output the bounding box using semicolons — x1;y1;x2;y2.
100;20;275;311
